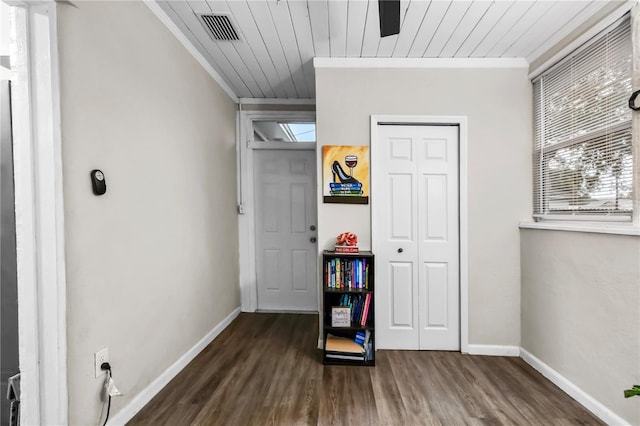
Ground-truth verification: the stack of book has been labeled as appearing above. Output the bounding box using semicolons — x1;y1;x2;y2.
335;293;372;326
325;332;372;362
355;330;374;361
329;182;362;196
325;258;370;289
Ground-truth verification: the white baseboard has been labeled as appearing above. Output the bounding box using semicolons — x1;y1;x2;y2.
107;307;241;426
466;344;520;357
520;348;631;426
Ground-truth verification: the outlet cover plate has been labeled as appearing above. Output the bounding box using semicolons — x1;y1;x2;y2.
95;347;109;378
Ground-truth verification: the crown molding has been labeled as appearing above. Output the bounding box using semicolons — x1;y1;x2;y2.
239;98;316;105
313;57;529;69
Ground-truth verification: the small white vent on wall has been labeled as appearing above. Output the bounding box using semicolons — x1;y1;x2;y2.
197;13;241;42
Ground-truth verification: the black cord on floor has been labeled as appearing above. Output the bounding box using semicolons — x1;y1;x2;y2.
101;363;112;426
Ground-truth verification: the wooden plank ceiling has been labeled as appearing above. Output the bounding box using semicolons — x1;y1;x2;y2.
156;0;619;99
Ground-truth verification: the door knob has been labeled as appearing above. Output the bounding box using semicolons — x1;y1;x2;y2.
398;248;403;253
310;225;316;231
310;237;317;243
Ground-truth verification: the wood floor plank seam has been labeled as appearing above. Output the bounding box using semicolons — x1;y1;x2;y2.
128;313;604;426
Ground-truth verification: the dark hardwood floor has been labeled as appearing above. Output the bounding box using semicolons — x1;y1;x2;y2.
128;313;603;425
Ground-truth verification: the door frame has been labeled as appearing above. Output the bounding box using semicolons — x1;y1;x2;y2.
5;1;68;424
370;115;469;353
237;109;317;312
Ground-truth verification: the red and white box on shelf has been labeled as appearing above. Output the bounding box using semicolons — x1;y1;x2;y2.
334;245;359;254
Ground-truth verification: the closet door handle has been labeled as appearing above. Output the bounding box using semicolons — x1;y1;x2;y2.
397;248;403;253
310;237;317;243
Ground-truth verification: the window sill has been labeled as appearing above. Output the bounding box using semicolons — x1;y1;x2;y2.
519;221;640;236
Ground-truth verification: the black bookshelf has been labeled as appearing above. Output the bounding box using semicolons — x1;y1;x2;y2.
322;250;375;366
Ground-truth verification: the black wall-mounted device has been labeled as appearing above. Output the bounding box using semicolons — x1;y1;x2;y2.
90;169;107;195
629;90;640;111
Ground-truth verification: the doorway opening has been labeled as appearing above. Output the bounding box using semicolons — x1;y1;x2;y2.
237;109;318;313
1;67;19;426
1;2;68;424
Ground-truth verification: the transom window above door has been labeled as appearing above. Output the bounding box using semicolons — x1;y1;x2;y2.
252;121;316;143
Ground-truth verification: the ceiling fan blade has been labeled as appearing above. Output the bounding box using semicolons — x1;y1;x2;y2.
378;0;400;37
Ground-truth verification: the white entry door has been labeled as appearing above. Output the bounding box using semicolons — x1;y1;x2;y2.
254;149;318;311
375;124;459;350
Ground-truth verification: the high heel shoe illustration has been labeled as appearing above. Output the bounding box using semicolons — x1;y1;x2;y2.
331;161;360;184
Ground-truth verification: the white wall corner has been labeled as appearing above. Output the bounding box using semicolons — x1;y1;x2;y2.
143;0;239;103
106;307;241;426
466;345;521;357
520;348;632;426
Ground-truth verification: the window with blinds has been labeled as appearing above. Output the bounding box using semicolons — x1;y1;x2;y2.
533;17;633;220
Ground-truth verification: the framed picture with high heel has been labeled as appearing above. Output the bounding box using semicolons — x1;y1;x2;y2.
322;145;369;204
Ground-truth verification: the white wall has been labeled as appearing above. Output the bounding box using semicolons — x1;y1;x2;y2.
56;2;240;424
520;8;640;424
521;230;640;424
315;64;532;346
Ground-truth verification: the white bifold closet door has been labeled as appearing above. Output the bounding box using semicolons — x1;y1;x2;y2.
376;124;459;350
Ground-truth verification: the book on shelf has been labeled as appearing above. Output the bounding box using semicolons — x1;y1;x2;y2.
331;293;372;327
363;329;372;347
364;342;373;361
363;331;373;361
354;330;370;346
325;352;365;361
361;293;371;326
324;332;372;362
325;257;370;290
351;296;359;322
325;334;365;354
365;264;369;289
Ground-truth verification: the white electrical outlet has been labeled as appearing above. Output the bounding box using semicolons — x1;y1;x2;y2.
95;347;109;378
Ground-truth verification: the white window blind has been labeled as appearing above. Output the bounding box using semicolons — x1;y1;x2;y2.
533;17;633;220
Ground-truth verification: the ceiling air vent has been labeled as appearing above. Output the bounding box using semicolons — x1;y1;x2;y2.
198;13;241;42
